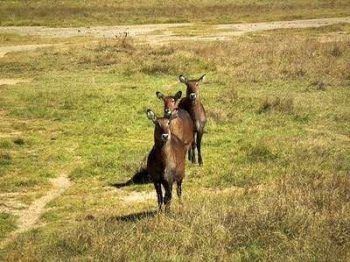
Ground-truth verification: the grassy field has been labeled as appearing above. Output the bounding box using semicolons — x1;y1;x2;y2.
1;0;350;26
0;21;350;261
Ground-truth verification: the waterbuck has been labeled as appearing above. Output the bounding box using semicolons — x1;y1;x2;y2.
146;109;187;211
178;74;207;165
156;91;194;159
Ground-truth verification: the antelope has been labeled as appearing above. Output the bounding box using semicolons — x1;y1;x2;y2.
146;109;187;211
156;91;194;159
178;74;207;165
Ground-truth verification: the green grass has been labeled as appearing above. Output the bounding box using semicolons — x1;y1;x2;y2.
0;213;16;241
0;0;350;26
0;23;349;260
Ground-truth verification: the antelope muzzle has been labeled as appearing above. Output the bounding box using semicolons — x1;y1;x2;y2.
164;108;171;117
161;133;169;142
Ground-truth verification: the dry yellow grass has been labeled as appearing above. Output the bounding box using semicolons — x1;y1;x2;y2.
1;0;350;26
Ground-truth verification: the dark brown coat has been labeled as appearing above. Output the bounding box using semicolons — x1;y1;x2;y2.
178;74;207;165
146;109;187;211
156;91;194;154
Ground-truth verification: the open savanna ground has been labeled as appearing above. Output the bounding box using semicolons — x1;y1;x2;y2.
1;0;350;26
0;20;350;261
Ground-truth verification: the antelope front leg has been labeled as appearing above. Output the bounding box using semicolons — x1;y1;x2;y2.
162;180;173;212
176;180;182;199
197;130;204;166
191;136;197;164
154;182;163;211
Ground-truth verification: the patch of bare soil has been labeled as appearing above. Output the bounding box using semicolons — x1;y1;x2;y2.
0;174;71;249
0;23;191;39
119;191;154;203
215;16;350;36
0;78;32;86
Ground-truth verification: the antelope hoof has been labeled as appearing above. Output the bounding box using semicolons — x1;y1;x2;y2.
198;156;203;166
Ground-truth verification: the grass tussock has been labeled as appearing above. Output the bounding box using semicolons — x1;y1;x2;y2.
4;173;349;261
258;96;294;114
0;151;12;166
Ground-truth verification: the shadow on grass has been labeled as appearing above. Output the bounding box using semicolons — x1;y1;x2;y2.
108;210;158;222
111;168;152;188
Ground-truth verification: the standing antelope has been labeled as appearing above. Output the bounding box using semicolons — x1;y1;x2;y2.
156;91;194;159
146;109;187;211
178;74;207;165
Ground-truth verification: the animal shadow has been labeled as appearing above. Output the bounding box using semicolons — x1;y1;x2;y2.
109;210;157;222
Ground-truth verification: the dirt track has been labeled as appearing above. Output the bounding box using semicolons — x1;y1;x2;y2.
0;16;349;46
0;174;71;249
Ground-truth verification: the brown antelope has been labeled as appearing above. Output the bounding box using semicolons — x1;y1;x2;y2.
156;91;194;158
146;109;187;211
178;74;207;165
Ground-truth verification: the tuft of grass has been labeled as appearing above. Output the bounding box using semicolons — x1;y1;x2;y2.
0;151;12;166
0;213;16;241
309;80;328;91
246;142;278;162
0;140;13;149
258;96;294;114
4;172;350;261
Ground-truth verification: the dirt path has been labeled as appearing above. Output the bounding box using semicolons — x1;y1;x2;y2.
0;174;71;249
0;78;32;86
0;16;349;48
215;16;350;35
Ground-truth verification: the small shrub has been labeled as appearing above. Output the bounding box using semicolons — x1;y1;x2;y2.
310;80;327;91
207;108;229;123
13;138;25;145
258;96;294;114
246;143;277;162
329;45;342;57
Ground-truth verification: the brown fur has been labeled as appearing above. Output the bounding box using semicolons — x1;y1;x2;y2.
146;110;187;211
178;74;207;165
156;91;194;155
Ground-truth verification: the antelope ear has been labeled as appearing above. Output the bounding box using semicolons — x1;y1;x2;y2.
156;91;164;100
174;91;182;100
198;74;206;82
146;109;157;123
179;75;188;84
